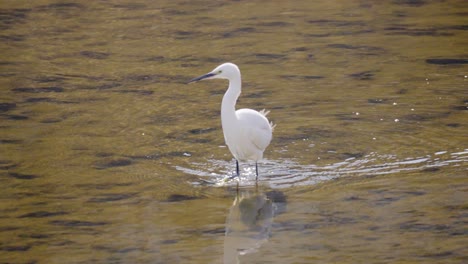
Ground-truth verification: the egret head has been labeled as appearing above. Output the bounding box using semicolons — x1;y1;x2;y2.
188;62;240;83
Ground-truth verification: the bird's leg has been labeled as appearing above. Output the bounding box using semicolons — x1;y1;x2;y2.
226;160;240;181
255;162;259;181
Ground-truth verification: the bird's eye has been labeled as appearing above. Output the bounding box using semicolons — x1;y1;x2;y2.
217;70;222;74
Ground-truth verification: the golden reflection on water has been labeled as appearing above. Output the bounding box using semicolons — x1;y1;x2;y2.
0;0;467;263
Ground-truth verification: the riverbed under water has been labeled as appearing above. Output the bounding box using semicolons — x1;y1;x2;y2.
1;1;467;263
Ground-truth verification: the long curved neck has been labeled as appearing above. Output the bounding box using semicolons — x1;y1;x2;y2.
221;74;241;130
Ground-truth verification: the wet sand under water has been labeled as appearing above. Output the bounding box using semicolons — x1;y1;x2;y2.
0;0;467;263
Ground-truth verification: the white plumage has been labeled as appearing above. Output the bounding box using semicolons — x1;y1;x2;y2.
188;62;274;178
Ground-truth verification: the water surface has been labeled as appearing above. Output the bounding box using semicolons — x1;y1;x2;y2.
1;0;467;263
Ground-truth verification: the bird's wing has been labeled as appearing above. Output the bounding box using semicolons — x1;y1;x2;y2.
237;109;273;152
248;125;272;152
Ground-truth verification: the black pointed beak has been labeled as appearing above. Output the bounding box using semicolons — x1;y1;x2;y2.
187;72;216;84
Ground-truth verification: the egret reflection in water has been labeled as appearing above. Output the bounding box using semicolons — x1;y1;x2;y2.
223;186;287;264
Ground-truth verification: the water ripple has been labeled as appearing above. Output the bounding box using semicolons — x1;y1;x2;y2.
176;149;467;188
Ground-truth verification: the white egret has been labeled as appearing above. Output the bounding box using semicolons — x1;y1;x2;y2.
188;63;274;179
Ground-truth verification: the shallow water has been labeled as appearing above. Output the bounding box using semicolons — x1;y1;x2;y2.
1;0;467;263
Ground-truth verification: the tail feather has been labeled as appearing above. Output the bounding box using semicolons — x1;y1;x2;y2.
259;109;276;131
270;121;276;131
259;109;270;116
